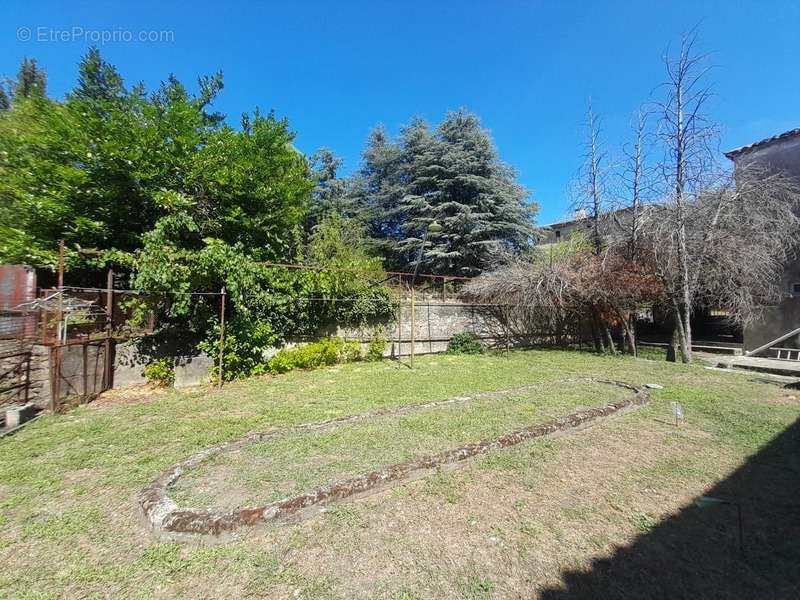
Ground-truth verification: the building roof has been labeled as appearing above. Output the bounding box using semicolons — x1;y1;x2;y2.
725;128;800;160
542;206;633;229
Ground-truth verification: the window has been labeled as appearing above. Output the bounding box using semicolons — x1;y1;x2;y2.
791;283;800;297
555;230;561;240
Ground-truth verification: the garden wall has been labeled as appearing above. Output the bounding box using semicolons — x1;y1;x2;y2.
113;340;214;388
337;301;500;356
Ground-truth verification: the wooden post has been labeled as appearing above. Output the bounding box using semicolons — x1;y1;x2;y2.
82;342;88;401
57;239;65;290
104;269;114;390
49;346;57;413
410;286;416;368
56;239;64;345
396;299;403;359
24;352;31;404
217;287;226;388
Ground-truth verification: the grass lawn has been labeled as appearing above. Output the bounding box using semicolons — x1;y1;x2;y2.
1;349;798;599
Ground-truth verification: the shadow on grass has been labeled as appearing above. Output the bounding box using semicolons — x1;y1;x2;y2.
540;417;800;599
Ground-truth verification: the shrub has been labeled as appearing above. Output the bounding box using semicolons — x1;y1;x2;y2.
447;332;484;355
200;316;277;382
268;337;364;374
341;340;363;363
144;358;174;387
366;332;387;361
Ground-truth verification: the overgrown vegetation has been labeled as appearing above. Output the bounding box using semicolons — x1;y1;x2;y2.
446;332;485;355
267;337;364;374
0;51;397;381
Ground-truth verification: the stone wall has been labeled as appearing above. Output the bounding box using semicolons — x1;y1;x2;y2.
4;302;503;406
113;340;213;389
338;301;502;357
0;345;49;410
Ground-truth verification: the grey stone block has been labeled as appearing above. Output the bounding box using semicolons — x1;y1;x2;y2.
5;403;36;429
173;354;214;388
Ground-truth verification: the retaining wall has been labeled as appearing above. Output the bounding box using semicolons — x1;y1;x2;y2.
338;301;500;356
114;340;213;389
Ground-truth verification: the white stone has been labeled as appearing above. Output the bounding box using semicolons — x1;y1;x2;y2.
4;403;36;429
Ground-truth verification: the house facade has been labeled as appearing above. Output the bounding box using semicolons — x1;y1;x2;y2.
725;128;800;351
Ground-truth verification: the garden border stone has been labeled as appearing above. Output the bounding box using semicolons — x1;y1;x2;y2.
139;379;649;541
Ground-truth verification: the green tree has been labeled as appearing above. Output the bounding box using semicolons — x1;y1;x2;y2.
0;85;10;111
307;148;357;229
72;47;125;101
0;49;312;269
14;57;47;99
349;111;537;275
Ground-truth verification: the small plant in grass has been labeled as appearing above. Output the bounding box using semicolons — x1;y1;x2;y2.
424;469;463;503
325;504;362;527
447;331;484;355
144;358;174;387
460;574;495;599
631;511;658;532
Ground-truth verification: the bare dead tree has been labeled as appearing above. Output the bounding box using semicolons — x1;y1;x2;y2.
618;110;652;260
465;234;662;356
693;167;800;323
651;31;718;362
641;166;800;349
573;101;611;256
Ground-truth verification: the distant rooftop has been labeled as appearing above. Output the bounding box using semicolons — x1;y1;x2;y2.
725;128;800;160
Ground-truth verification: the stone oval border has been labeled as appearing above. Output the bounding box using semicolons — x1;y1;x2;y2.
139;379;649;541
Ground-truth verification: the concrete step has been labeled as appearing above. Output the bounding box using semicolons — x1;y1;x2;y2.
715;356;800;377
639;341;742;355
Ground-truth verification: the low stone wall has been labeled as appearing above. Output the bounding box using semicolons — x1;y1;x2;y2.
7;301;503;404
114;340;213;389
0;345;50;410
338;301;500;357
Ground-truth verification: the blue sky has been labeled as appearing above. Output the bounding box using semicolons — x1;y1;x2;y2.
2;0;799;223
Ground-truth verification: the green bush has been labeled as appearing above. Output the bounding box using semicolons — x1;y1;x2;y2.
144;358;174;387
268;337;365;374
341;340;363;363
446;332;484;355
200;316;277;382
366;332;387;361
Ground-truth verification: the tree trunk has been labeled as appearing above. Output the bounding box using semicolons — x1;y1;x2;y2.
603;324;617;354
672;304;692;363
667;324;679;362
592;323;604;353
590;308;604;353
681;302;693;363
624;313;637;356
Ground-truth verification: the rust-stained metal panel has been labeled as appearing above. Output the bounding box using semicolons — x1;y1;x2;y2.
0;265;36;309
0;265;38;348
